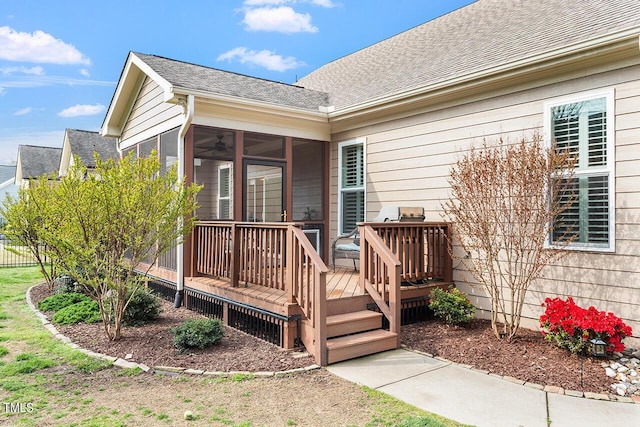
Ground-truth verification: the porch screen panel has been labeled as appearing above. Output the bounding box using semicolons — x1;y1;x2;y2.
292;139;324;221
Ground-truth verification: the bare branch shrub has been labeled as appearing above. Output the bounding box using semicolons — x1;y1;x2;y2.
443;130;575;340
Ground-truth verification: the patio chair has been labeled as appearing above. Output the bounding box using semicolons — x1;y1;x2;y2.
331;227;360;272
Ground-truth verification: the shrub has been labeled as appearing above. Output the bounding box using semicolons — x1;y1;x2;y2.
540;296;632;354
428;286;475;325
170;318;224;352
38;292;91;312
52;300;101;325
123;288;162;326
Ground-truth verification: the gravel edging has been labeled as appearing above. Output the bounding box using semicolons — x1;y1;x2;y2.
26;285;321;378
400;345;639;404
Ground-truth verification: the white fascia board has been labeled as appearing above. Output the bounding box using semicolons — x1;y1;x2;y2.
330;26;640;120
179;87;330;123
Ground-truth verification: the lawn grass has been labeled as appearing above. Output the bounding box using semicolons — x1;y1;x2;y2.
0;266;470;426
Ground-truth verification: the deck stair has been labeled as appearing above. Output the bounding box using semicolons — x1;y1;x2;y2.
325;309;398;364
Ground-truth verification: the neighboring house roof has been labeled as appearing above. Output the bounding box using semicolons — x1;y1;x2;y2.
0;165;19;214
66;129;118;167
295;0;640;110
132;52;330;111
16;145;62;181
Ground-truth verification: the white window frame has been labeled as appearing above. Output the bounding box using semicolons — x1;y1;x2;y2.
337;137;366;235
217;164;232;220
543;88;615;252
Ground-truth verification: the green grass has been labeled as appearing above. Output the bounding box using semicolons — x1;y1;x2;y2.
0;266;469;427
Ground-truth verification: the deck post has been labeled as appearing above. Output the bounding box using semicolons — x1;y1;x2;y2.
358;223;366;294
443;225;454;283
230;223;240;287
286;225;295;304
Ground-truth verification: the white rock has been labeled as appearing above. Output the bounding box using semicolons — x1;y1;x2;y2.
606;367;617;377
617;387;627;396
618;366;629;373
620;358;630;363
617;373;629;383
631;358;640;364
629;370;638;377
125;353;133;360
610;362;622;370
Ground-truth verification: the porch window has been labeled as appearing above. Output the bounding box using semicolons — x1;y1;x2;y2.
545;90;614;251
218;165;232;219
338;138;365;235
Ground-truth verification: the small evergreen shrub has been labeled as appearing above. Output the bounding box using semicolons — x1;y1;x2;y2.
52;300;101;325
38;292;91;312
123;288;162;326
170;318;224;352
428;286;475;325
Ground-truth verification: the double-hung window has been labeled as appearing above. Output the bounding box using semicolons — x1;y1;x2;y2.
545;90;615;251
338;138;365;234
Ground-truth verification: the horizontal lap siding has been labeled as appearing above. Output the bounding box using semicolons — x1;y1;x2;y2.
330;64;640;344
121;77;182;142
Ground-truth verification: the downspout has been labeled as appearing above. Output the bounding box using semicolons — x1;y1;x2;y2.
174;94;194;308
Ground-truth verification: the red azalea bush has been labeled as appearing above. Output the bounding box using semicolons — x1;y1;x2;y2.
539;296;632;354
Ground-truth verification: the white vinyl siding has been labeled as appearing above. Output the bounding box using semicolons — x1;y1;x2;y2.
545;90;615;251
338;138;365;235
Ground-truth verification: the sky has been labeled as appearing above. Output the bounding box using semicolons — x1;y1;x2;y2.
0;0;475;165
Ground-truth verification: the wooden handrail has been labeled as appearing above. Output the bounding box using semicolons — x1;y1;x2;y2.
287;225;328;366
359;224;401;345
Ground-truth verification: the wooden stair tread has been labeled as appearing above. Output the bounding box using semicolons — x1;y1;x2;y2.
327;310;382;326
327;329;397;350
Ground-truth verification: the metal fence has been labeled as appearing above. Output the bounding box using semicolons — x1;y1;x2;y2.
0;238;47;268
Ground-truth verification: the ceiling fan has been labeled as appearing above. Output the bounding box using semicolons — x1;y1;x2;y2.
195;134;233;159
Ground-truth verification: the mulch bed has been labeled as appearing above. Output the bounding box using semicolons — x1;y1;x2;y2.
30;283;616;394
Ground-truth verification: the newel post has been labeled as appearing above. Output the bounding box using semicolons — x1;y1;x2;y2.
286;225;295;304
230;223;240;287
443;224;453;283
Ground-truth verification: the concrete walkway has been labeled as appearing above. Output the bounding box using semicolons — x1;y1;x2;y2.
328;349;640;427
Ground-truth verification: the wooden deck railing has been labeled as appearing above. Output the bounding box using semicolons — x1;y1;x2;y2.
359;224;401;345
370;222;452;283
287;226;328;366
193;222;288;289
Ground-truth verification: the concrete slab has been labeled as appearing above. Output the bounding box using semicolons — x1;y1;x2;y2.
548;393;640;426
327;349;449;389
380;364;548;427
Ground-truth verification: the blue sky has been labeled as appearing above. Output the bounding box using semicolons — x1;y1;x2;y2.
0;0;475;164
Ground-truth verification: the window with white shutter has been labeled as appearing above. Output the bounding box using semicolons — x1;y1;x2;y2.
338;139;365;235
546;91;614;251
218;165;232;220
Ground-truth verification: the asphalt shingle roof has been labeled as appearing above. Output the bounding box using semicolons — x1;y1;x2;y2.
295;0;640;110
18;145;62;179
134;53;330;111
67;129;118;167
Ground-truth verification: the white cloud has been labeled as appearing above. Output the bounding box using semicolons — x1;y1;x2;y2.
0;87;5;96
218;47;305;71
307;0;338;7
243;6;318;33
57;103;105;118
243;0;338;6
0;66;45;75
244;0;288;4
80;69;90;77
13;107;32;116
0;26;91;65
0;130;64;165
0;75;114;90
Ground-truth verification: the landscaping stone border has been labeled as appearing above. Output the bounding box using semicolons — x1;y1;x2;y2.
26;285;320;378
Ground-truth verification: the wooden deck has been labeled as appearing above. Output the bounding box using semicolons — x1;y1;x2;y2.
184;267;362;315
184;266;446;318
